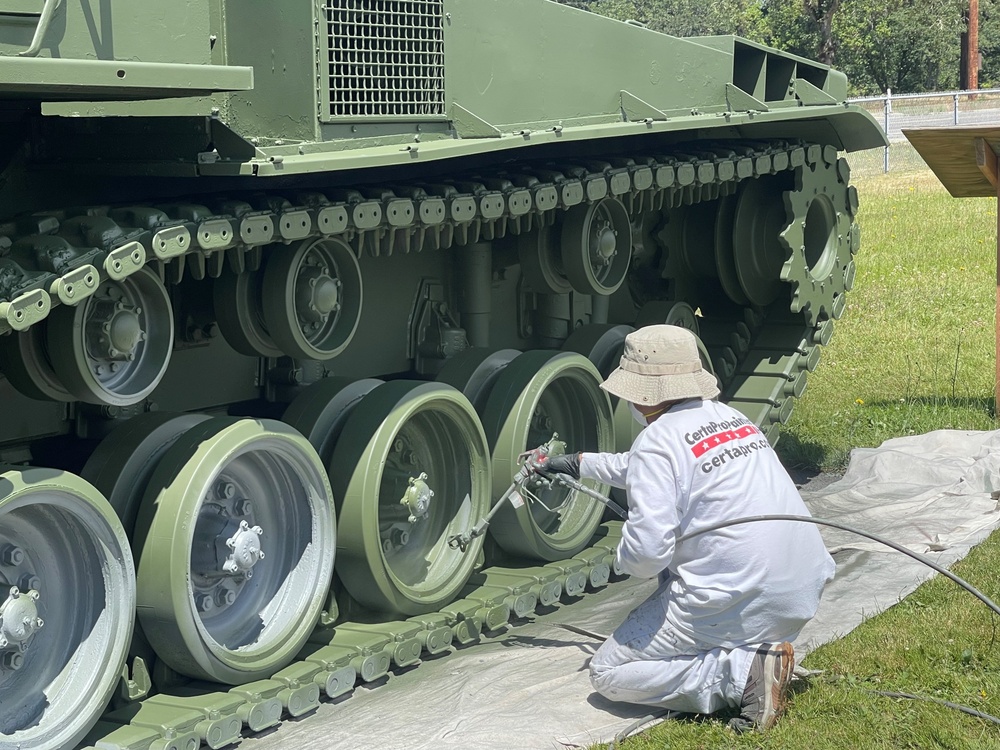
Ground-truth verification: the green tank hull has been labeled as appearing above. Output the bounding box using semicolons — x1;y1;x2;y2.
0;2;885;748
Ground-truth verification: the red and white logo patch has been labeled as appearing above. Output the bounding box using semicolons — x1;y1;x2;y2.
690;424;762;458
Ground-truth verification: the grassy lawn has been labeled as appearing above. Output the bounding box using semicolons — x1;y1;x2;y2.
611;168;1000;749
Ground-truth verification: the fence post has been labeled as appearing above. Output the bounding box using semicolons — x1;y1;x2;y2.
954;92;960;125
884;88;892;173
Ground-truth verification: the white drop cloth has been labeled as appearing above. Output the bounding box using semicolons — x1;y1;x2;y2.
242;429;1000;750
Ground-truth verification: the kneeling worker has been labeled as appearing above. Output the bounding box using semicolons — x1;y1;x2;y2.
538;325;835;732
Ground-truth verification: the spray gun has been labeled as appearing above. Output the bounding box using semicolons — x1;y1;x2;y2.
447;434;627;553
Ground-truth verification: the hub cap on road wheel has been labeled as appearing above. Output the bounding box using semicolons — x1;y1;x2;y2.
133;418;336;684
329;382;492;616
0;468;134;750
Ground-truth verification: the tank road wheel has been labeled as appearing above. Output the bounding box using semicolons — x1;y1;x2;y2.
713;195;750;305
635;301;700;336
518;223;573;295
436;347;521;414
562;324;634;379
81;413;211;534
0;326;73;402
562;325;639;454
45;267;173;407
261;237;363;361
731;174;791;307
561;197;632;295
213;270;284;358
133;418;336;684
483;351;614;560
282;377;383;466
329;382;492;616
778;151;856;324
0;467;134;750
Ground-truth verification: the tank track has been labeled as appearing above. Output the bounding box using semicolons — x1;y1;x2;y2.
77;522;628;750
0;139;857;749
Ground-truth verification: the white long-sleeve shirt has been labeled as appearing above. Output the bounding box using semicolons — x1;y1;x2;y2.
581;398;835;647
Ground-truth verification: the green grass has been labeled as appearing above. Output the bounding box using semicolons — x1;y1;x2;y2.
603;169;1000;750
779;169;999;472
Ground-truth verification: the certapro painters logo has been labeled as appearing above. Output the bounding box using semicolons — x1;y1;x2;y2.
684;418;770;473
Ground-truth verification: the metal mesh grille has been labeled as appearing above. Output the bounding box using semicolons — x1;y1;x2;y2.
325;1;445;118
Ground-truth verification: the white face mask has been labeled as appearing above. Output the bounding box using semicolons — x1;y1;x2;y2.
628;402;649;427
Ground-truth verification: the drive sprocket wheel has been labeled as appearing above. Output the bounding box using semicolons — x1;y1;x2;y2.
778;148;857;325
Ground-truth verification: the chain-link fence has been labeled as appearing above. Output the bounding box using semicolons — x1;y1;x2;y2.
845;89;1000;176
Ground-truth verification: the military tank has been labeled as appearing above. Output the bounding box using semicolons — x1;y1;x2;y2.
0;1;885;748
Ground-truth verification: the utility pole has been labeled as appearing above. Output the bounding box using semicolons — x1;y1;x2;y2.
961;0;980;91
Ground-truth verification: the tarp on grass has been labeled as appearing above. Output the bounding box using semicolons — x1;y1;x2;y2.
242;429;1000;750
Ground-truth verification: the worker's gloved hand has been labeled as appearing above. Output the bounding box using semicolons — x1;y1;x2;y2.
537;452;582;479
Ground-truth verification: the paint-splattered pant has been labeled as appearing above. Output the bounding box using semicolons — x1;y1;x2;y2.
589;578;796;714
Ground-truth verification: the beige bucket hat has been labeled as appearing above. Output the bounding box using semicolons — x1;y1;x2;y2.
600;324;720;405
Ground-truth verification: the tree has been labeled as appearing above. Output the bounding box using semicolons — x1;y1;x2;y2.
977;0;1000;86
834;0;965;94
555;0;971;95
587;0;768;42
763;0;840;65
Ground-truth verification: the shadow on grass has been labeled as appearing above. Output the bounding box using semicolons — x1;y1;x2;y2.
775;430;831;475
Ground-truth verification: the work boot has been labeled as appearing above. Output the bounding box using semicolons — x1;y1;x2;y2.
728;641;794;733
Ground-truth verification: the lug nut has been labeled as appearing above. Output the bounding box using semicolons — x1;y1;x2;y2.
0;545;24;566
0;652;24;671
17;575;39;593
389;528;410;548
214;481;236;500
195;593;215;613
215;588;237;607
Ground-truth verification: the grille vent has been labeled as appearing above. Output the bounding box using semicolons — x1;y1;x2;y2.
325;1;446;118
